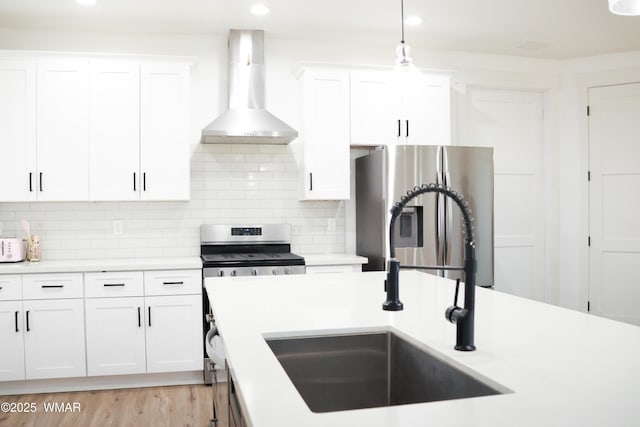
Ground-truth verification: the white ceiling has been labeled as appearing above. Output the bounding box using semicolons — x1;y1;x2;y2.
0;0;639;59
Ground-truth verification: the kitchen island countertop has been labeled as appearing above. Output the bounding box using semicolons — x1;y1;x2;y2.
206;271;640;427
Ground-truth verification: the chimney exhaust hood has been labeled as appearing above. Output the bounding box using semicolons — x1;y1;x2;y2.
201;29;298;144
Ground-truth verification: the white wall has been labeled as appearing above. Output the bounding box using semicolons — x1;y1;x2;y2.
0;28;347;259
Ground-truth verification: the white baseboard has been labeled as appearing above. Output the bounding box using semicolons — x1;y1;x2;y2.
0;370;210;395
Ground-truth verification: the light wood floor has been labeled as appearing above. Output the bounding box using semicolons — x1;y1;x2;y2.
0;383;228;427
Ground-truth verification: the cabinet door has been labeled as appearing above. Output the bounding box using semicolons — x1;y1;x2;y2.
0;300;25;381
350;70;399;147
23;298;86;379
401;74;451;145
300;69;350;200
0;60;37;201
89;60;141;201
85;297;146;376
140;63;190;201
145;294;203;373
36;60;90;201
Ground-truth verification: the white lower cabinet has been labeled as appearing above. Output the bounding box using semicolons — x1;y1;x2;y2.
85;296;147;376
0;300;25;381
84;269;203;377
145;294;203;373
1;268;203;384
22;298;86;380
306;264;363;274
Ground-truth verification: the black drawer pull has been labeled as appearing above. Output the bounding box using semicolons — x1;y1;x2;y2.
0;286;3;290
138;307;141;328
41;285;64;289
162;281;184;285
148;306;151;327
26;310;30;332
103;283;125;287
15;311;19;332
29;172;33;192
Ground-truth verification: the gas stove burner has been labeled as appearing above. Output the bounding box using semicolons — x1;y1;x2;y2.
200;224;305;277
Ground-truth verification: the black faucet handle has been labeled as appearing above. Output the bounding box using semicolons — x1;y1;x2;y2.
445;279;467;324
453;278;461;307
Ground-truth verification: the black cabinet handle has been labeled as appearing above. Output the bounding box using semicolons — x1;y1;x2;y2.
29;172;33;192
15;311;19;332
39;172;43;192
26;310;30;332
41;285;64;289
138;307;141;328
309;173;313;191
133;172;137;192
143;173;147;192
162;281;184;286
103;283;125;287
148;306;151;327
397;119;401;137
405;119;409;138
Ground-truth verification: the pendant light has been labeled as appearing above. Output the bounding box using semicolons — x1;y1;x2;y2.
608;0;640;15
391;0;423;91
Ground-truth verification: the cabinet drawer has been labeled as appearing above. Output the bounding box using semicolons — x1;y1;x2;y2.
22;273;83;299
85;271;144;298
0;275;22;301
144;269;201;296
306;265;361;274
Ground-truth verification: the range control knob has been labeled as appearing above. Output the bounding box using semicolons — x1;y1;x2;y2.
272;269;278;275
285;267;291;275
218;270;225;277
231;270;237;277
251;269;258;276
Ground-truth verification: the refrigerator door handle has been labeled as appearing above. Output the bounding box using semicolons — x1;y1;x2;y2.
442;147;453;267
435;146;445;273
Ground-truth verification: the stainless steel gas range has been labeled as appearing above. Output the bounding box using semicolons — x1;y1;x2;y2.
200;224;305;383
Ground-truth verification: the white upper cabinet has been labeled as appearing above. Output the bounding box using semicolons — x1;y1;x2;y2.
0;52;191;202
350;70;451;146
297;67;351;200
88;60;141;201
0;60;36;202
350;70;397;147
401;74;451;145
140;63;190;201
37;59;90;201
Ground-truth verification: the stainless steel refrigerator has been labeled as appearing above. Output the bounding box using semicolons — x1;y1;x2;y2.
355;145;494;287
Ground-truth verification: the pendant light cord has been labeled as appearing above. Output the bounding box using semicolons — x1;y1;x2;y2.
400;0;405;43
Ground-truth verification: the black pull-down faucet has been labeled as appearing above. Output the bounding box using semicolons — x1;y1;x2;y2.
383;183;477;351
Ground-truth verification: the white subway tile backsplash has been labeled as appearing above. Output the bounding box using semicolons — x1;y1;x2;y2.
0;144;346;260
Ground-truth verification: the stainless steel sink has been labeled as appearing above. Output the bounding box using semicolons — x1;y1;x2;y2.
265;331;508;413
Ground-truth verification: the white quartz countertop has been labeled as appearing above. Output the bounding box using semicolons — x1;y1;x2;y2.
300;253;368;266
0;257;202;274
205;271;640;427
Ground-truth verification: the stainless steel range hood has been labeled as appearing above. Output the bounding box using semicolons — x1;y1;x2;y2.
201;30;298;144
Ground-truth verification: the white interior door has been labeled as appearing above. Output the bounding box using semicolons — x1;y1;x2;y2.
460;88;546;301
588;83;640;326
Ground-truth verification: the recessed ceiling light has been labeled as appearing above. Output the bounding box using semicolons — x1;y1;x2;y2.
76;0;96;5
405;16;422;26
251;4;269;15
